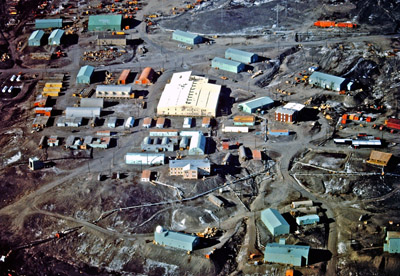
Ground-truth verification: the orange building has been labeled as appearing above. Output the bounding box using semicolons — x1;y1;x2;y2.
135;67;155;85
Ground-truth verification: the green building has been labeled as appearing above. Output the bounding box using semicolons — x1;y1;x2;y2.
28;30;45;46
296;214;320;226
238;97;274;114
309;71;354;91
48;29;64;45
211;57;244;73
172;30;203;45
264;241;310;266
261;208;290;236
88;15;122;31
154;226;199;251
76;65;94;84
225;48;258;64
35;19;62;29
384;231;400;253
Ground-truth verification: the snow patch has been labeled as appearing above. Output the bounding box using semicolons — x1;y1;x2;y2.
144;259;179;275
5;151;21;165
338;242;347;254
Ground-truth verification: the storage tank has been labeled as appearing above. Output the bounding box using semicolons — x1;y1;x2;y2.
291;206;318;215
291;200;313;209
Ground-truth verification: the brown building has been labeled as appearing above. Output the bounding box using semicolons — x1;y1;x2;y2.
169;159;211;180
367;150;392;167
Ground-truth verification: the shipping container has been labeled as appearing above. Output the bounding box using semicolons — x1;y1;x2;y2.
313;21;335;27
233;115;255;126
268;129;290;136
386;118;400;130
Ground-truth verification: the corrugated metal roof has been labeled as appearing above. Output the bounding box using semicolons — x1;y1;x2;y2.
212;57;242;67
173;30;200;39
49;29;64;40
296;214;319;222
265;243;310;258
261;208;289;229
29;30;44;41
226;48;256;59
35;19;62;29
169;159;210;169
65;107;101;118
96;85;132;93
240;96;274;109
77;65;94;78
80;98;104;108
88;15;122;27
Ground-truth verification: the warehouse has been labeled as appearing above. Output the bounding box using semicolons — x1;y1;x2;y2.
125;153;165;165
28;30;45;46
80;98;104;108
154;226;199;251
296;214;320;226
384;231;400;253
180;131;206;156
225;48;258;64
35;19;62;29
135;67;155;85
149;129;179;137
95;85;133;99
76;65;94;84
141;136;174;152
275;102;305;123
157;71;221;117
222;125;249;133
233;116;255;126
261;208;290;236
172;30;203;45
367;150;392;167
169;159;211;179
211;57;245;73
56;117;82;127
309;71;354;91
88;15;122;31
65;107;101;118
118;69;131;85
264;241;310;266
238;96;274;114
97;33;126;46
202;117;211;128
48;29;64;45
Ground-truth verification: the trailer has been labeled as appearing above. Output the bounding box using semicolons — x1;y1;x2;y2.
291;200;313;209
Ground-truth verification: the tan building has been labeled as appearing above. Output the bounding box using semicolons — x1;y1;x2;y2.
157;71;221;117
95;85;133;99
97;34;127;46
169;159;211;180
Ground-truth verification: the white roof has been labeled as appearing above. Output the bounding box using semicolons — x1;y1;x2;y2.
157;71;221;112
283;102;305;111
96;85;132;93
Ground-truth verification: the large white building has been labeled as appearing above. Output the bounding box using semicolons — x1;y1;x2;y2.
157;71;221;117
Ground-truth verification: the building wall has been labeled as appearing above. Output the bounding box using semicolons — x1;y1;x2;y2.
88;15;122;31
264;245;308;266
125;153;165;165
35;19;62;29
275;111;294;123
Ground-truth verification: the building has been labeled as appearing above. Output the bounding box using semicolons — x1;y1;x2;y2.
107;117;117;128
124;117;135;128
296;215;320;226
88;137;110;149
97;33;126;46
264;241;310;266
118;69;131;85
125;153;165;165
275;103;305;123
180;131;206;156
76;65;94;84
135;67;155;85
141;170;151;182
238;97;274;114
172;30;203;45
65;107;101;118
211;57;245;73
88;15;122;31
179;136;189;150
367;150;392;167
202;117;211;128
56;117;82;127
384;231;400;253
80;98;104;108
309;71;354;91
208;194;224;207
268;129;290;136
386;118;400;130
169;159;211;179
95;85;133;99
252;149;262;161
149;129;179;137
157;71;221;117
183;117;192;128
28;30;45;46
156;117;165;128
233;116;255;126
143;117;152;128
48;29;64;45
141;137;174;152
291;200;313;209
261;208;290;236
35;19;62;29
154;226;199;251
225;48;258;64
222;125;249;133
29;157;44;170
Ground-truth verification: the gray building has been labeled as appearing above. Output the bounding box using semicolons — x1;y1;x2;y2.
65;107;101;118
238;97;274;114
141;136;174;152
56;116;82;127
212;57;245;73
261;208;290;236
309;71;354;91
95;85;133;99
172;30;203;45
180;131;206;156
225;48;258;64
28;30;45;46
154;226;199;251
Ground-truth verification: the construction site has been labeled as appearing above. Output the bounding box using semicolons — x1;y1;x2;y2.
0;0;400;275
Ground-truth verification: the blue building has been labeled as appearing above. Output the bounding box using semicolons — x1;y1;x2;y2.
309;71;354;91
264;241;310;266
212;57;244;73
35;19;63;29
28;30;45;46
172;30;203;45
261;208;290;236
154;226;199;251
48;29;64;45
76;65;94;84
225;48;258;64
384;231;400;253
296;214;320;226
238;97;274;114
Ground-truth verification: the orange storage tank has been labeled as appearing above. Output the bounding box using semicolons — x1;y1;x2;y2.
342;114;348;120
314;21;335;28
341;119;347;125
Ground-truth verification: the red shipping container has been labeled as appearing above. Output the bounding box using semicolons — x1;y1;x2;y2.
386;118;400;130
342;114;348;120
366;117;372;122
341;119;347;125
